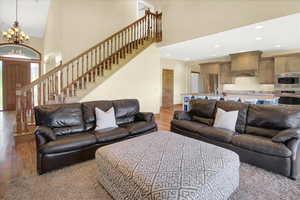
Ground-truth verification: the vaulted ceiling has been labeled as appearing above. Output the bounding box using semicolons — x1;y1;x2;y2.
0;0;51;38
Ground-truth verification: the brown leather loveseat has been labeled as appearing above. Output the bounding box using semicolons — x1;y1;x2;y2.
171;99;300;179
34;99;157;174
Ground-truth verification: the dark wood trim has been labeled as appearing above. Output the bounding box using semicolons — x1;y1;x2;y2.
191;71;200;74
0;56;40;63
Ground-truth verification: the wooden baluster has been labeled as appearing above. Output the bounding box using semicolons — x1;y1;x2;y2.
113;37;116;64
74;83;77;96
139;21;141;44
92;50;96;81
38;83;41;106
47;77;50;101
66;65;69;94
22;91;28;132
141;20;143;44
123;31;126;58
60;69;63;96
115;37;119;64
15;84;22;133
43;81;46;104
129;26;132;53
31;87;34;123
134;23;139;49
109;41;112;69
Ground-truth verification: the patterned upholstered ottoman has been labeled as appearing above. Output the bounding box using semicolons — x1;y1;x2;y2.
96;131;240;200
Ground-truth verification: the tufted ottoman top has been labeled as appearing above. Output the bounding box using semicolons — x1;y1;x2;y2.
96;131;240;200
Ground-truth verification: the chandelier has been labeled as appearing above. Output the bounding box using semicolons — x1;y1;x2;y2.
2;0;30;44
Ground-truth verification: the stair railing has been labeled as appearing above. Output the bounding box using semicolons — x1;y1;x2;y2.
15;10;162;135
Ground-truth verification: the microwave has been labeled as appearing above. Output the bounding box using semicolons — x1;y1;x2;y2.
275;72;300;91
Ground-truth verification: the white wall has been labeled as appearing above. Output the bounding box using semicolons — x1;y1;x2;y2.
223;77;274;91
81;44;161;114
44;0;138;70
152;0;300;46
161;58;189;104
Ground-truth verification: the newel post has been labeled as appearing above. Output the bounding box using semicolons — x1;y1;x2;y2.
15;83;22;134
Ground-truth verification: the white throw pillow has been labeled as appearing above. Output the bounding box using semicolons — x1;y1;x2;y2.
213;108;239;132
95;107;118;130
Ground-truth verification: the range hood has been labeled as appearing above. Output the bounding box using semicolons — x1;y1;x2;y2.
230;51;262;77
231;70;257;77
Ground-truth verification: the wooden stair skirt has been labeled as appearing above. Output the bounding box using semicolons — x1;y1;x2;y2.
15;10;162;135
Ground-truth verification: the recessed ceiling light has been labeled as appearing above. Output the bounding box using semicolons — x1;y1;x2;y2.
255;25;264;29
214;44;220;48
275;44;281;48
256;37;263;41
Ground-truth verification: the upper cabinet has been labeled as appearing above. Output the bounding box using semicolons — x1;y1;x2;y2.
258;58;275;84
199;62;220;74
230;51;262;72
219;62;233;84
274;54;300;74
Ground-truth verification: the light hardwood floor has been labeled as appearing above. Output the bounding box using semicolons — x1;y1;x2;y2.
0;104;182;197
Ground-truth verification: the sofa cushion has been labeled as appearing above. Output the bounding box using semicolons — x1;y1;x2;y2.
40;133;97;154
247;105;300;132
91;127;129;143
121;121;156;135
197;127;236;143
272;129;300;143
246;126;279;138
113;99;139;125
34;103;85;136
192;116;213;126
189;99;217;119
171;119;207;132
81;100;113;131
216;101;249;133
232;134;292;157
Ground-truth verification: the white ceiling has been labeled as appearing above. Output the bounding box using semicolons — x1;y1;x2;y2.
160;13;300;61
0;0;51;38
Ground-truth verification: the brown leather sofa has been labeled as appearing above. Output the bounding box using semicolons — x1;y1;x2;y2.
171;99;300;179
34;99;157;174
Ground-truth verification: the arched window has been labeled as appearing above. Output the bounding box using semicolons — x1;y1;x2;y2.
0;43;41;61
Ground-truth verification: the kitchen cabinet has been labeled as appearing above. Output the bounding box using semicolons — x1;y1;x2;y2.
230;51;262;72
274;53;300;74
258;58;275;84
219;62;233;84
199;62;220;74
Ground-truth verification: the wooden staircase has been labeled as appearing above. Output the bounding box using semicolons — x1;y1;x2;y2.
15;11;162;135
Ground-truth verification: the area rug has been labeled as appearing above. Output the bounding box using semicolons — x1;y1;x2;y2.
3;160;300;200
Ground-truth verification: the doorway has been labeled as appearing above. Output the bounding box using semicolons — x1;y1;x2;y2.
2;60;31;110
162;69;174;108
0;43;41;111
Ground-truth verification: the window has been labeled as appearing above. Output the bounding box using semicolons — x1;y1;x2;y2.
0;61;2;110
0;44;40;60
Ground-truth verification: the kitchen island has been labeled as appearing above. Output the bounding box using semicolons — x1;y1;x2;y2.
182;91;279;111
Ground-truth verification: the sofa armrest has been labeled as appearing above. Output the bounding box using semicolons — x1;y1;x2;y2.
34;126;56;146
173;111;191;121
272;129;300;143
135;112;155;122
286;138;300;179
